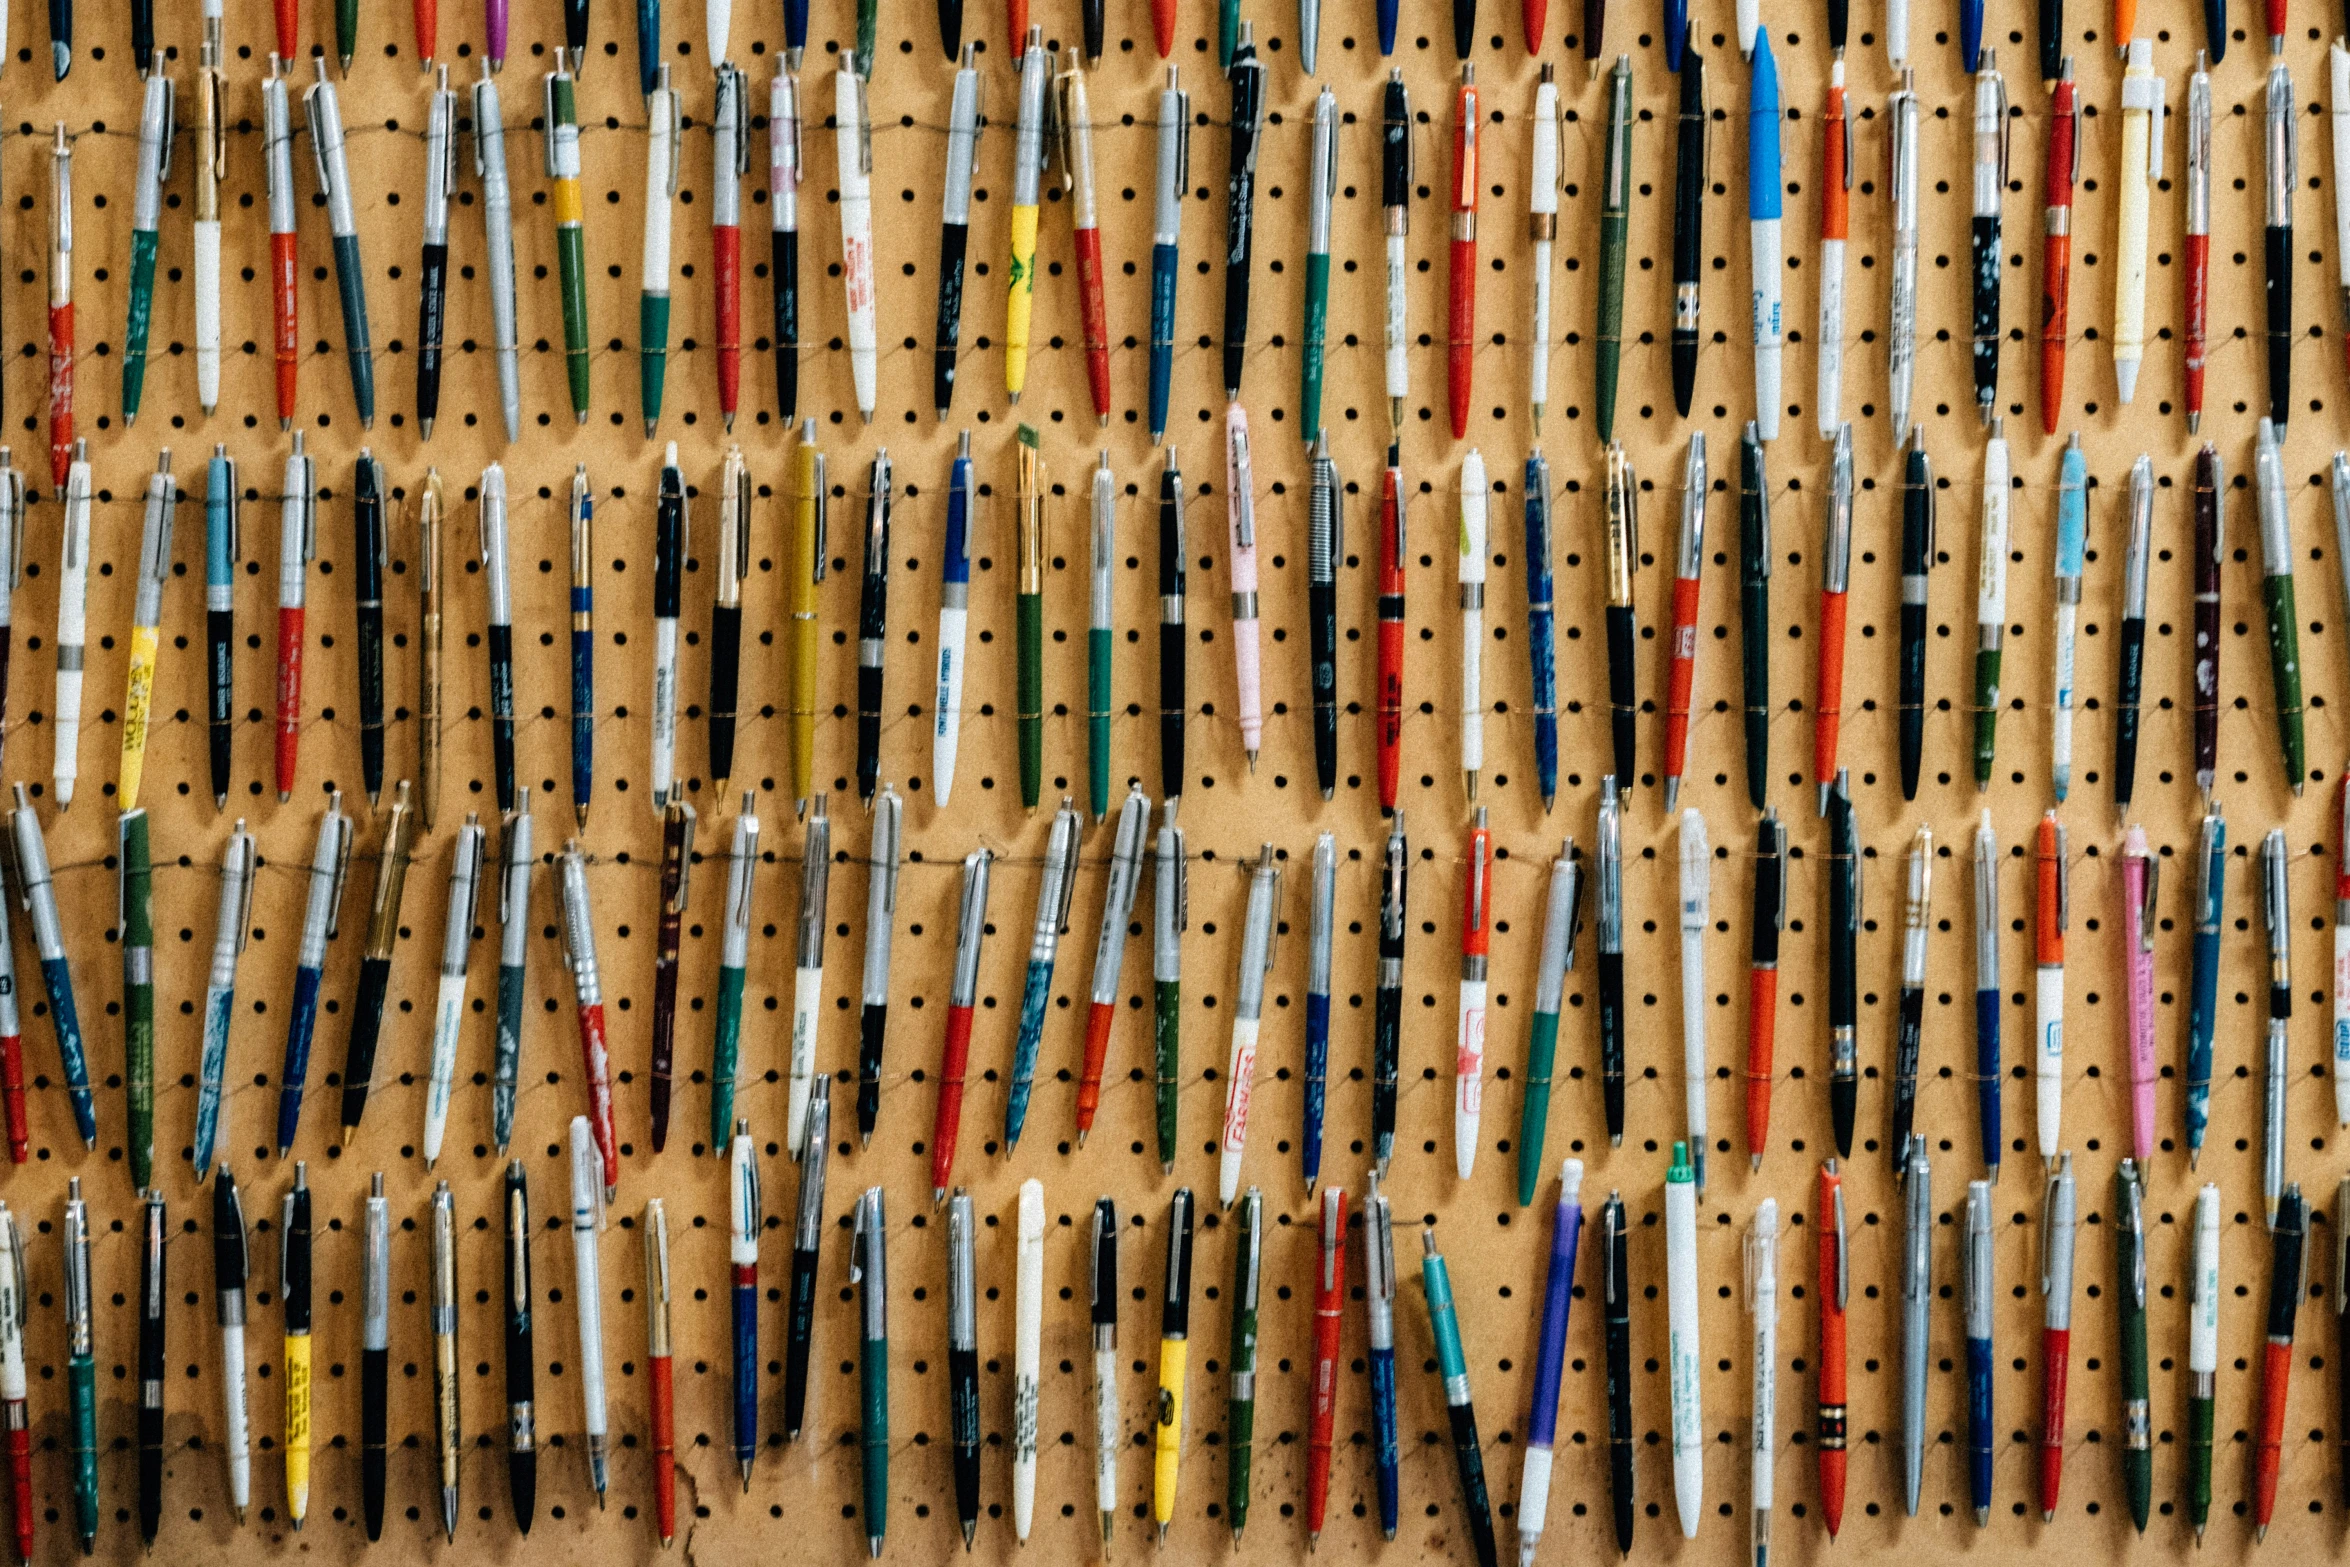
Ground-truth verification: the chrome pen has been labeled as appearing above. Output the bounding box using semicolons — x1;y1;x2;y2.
472;64;522;442
787;796;831;1159
9;786;91;1147
193;821;255;1183
303;60;375;426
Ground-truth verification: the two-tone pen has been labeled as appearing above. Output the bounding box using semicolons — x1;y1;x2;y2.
2188;1181;2220;1539
2267;65;2297;427
554;843;616;1198
935;434;975;804
951;1189;986;1545
279;1167;312;1532
1900;1137;1931;1515
1447;64;1481;437
2120;827;2159;1169
1459;450;1489;800
10;788;90;1147
213;1171;252;1523
2115;455;2153;815
1225;1188;1263;1542
1750;35;1784;436
501;1162;536;1534
857;789;902;1145
2034;811;2068;1168
1006;800;1080;1152
347;453;390;807
490;806;532;1144
193;23;227;415
1601;1190;1635;1553
562;468;593;826
1218;847;1281;1207
0;1207;22;1564
710;446;751;795
1058;60;1112;425
565;1120;607;1508
120;63;174;427
1516;1163;1582;1566
1827;769;1858;1159
1738;426;1771;806
1154;805;1188;1172
652;445;685;811
337;781;417;1144
1309;436;1343;800
304;61;374;425
272;433;316;803
1749;1197;1781;1558
1424;1224;1502;1566
1962;1180;1994;1524
933;49;980;415
1077;788;1150;1148
1363;1177;1401;1539
1089;1199;1119;1554
1896;426;1935;800
195;821;256;1183
2186;54;2212;428
2257;418;2307;792
1597;777;1626;1145
2253;1183;2308;1539
930;850;993;1200
1972;813;2002;1177
729;1122;760;1486
49;445;88;808
1817;63;1848;433
1596;57;1632;440
1304;1187;1347;1547
1222;27;1264;401
1888;71;1920;437
210;453;241;803
1814;425;1853;808
2040;59;2078;431
1373;814;1407;1175
1747;813;1786;1170
1524;450;1558;811
1013;423;1049;806
852;1188;890;1556
2261;827;2294;1221
417;473;445;828
1662;434;1708;812
1088;455;1118;817
420;817;484;1170
542;57;590;421
1969;56;2009;422
1668;44;1705;418
1816;1162;1848;1539
429;1180;459;1541
1303;833;1336;1192
1972;424;2010;788
1225;410;1263;775
419;70;457;436
1529;68;1561;433
1381;71;1411;425
2115;41;2164;402
136;1188;164;1546
2050;435;2086;799
116;452;176;812
46;131;73;484
118;812;156;1190
1676;812;1710;1195
1149;69;1190;441
2188;808;2227;1163
1665;1142;1703;1538
1458;810;1494;1179
763;70;801;421
2193;444;2223;803
784;1078;831;1440
1150;1188;1197;1544
638;66;679;431
1604;444;1639;790
2116;1161;2152;1533
62;1182;94;1553
470;65;522;442
712;63;747;430
1005;30;1050;404
2037;1153;2077;1519
275;795;352;1156
642;1199;673;1542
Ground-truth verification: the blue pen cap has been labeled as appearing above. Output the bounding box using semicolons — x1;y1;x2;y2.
1747;31;1783;221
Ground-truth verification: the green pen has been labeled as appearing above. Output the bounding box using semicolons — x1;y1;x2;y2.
1016;424;1045;812
543;57;592;424
2255;418;2307;794
1517;840;1582;1207
117;810;155;1193
1218;0;1238;67
336;0;358;72
640;66;680;436
1152;805;1185;1173
855;0;877;76
711;797;760;1153
64;1177;96;1553
1595;55;1632;445
121;61;175;426
1225;1187;1262;1543
2114;1159;2152;1534
1301;85;1336;444
850;1186;890;1556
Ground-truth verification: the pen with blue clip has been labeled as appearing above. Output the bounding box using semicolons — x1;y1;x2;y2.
9;787;90;1148
2188;807;2225;1165
1524;451;1558;811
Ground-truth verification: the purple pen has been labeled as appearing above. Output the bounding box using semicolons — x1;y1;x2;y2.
484;0;508;68
1514;1159;1584;1567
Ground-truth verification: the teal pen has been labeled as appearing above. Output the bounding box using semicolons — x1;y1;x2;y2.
1300;85;1336;444
1517;840;1583;1206
851;1186;889;1556
1087;456;1115;822
492;809;534;1154
121;62;175;425
63;1178;95;1554
710;797;759;1152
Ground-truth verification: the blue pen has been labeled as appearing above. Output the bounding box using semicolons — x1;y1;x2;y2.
784;0;806;66
1304;833;1335;1193
2187;808;2226;1165
1364;1172;1401;1540
1664;0;1686;68
1005;801;1082;1151
2050;435;2088;801
1523;450;1559;812
729;1120;761;1488
193;820;256;1183
8;785;92;1147
636;0;659;94
1963;1180;1994;1524
1960;0;1984;69
1747;34;1785;440
567;467;593;829
1377;0;1397;51
1148;69;1188;446
275;793;352;1155
934;435;976;804
1514;1160;1585;1567
1972;812;2002;1179
204;444;240;810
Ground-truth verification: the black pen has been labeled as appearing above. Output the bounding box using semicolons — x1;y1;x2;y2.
1739;422;1771;812
1601;1191;1635;1556
1220;25;1264;402
1897;425;1934;801
47;0;67;77
205;444;239;810
1669;42;1705;418
769;71;801;424
2114;455;2151;818
419;68;455;440
934;49;979;416
784;1076;831;1440
1419;1227;1498;1567
1157;450;1186;803
1827;767;1859;1158
1082;0;1103;61
354;450;387;808
709;446;748;796
564;0;587;68
1308;432;1342;801
1452;0;1472;55
338;781;418;1144
2201;0;2223;60
138;1188;166;1550
361;1172;389;1542
2265;64;2295;432
946;1190;980;1547
855;451;892;809
1597;776;1626;1145
503;1160;536;1535
479;463;516;819
131;0;151;68
1373;813;1407;1176
2037;0;2060;81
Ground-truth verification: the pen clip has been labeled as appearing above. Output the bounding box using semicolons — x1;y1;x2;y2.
1554;90;1570;196
231;835;257;956
727;820;761;930
812;459;831;584
1990;68;2010;192
542;72;564;178
1828;1180;1848;1308
2038;1165;2065;1290
223;455;241;567
658;80;684;195
204;64;229;178
1259;858;1284;976
2148;69;2169;174
733;455;755;582
1762;817;1787;931
2;1213;23;1334
666;804;698;915
1053;62;1080;198
2054;822;2069;932
154;72;179;185
849;71;874;176
295;452;318;565
2137;858;2159;954
459;827;484;940
471;75;499;177
1052;816;1081;935
1563;844;1587;968
1171;828;1189;933
0;466;22;592
324;803;355;940
303;80;336;198
849;1192;874;1284
278;1189;296;1295
361;454;387;567
114;816;134;932
722;67;749;180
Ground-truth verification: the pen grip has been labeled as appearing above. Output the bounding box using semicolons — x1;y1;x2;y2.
1596;208;1627;440
1226;1382;1255;1528
1303;991;1329;1184
784;1246;820;1438
284;1333;313;1519
0;1028;23;1165
121;228;158;419
715;222;742;415
934;222;969;414
1518;1010;1560;1206
773;226;800;419
1088;625;1112;819
67;1356;95;1547
731;1276;759;1463
1076;1000;1115;1138
860;1334;889;1540
2263;572;2306;787
1598;949;1626;1142
1966;1333;1994;1509
857;1000;886;1145
1447;236;1476;439
276;604;307;797
488;621;517;811
46;301;73;492
2039;1325;2069;1516
1898;600;1927;800
932;1002;975;1195
1664;576;1700;784
276;966;321;1154
711;968;745;1150
1606;604;1637;787
2183;230;2208;417
1017;592;1043;810
125;979;155;1188
271;233;299;424
2189;1386;2215;1529
1077;224;1111;418
1159;616;1186;801
1745;968;1777;1161
1153;980;1180;1170
641;292;672;424
649;1353;677;1540
1975;985;2002;1168
331;232;376;424
417;239;448;422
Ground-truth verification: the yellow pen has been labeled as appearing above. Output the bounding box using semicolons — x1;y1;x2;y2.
1005;27;1051;403
1153;1185;1195;1543
790;420;827;818
118;450;177;810
279;1161;313;1529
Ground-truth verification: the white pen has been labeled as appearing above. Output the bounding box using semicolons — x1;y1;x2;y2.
1218;846;1282;1209
1528;65;1561;434
933;432;974;803
2036;811;2068;1168
1974;420;2011;790
567;1115;609;1506
639;65;678;438
833;69;878;422
1013;1179;1045;1544
2113;40;2166;405
470;64;521;443
2188;1180;2221;1543
1887;0;1908;65
52;441;89;808
1225;405;1264;773
1887;70;1919;440
1748;29;1784;440
788;795;830;1159
1746;1198;1777;1567
708;0;731;58
422;814;484;1169
1679;809;1710;1199
195;13;226;415
214;1171;253;1523
1816;59;1848;438
1666;1139;1702;1538
1459;449;1489;801
192;819;255;1184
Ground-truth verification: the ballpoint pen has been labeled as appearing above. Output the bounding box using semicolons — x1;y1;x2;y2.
935;50;980;416
1078;788;1150;1147
2108;1160;2152;1534
1676;812;1710;1196
644;1201;674;1544
0;828;20;1164
1058;61;1112;426
2341;779;2350;1130
1890;829;1931;1182
1749;34;1783;438
936;435;975;805
653;445;685;811
279;1167;311;1531
1597;778;1627;1146
1457;810;1494;1181
500;1162;536;1535
1149;69;1190;441
1605;444;1640;791
711;445;751;795
1746;1198;1781;1561
430;1180;459;1542
1153;1187;1194;1544
2049;435;2087;800
478;464;517;820
1307;1187;1346;1547
1529;68;1561;434
1525;451;1559;810
1597;57;1632;440
563;1120;608;1509
1597;1190;1636;1555
835;70;878;422
2033;812;2068;1169
45;0;63;76
2115;41;2164;403
1662;434;1708;813
1091;454;1119;816
2186;54;2212;429
1447;64;1481;437
1006;800;1080;1152
561;0;585;67
337;781;417;1144
1732;813;1784;1171
1219;846;1281;1208
2186;807;2228;1164
1965;813;2002;1180
1222;27;1264;401
930;849;993;1201
1961;1180;1994;1525
2113;453;2152;814
951;1189;985;1546
2268;65;2298;428
1815;62;1849;435
304;62;374;427
62;1182;93;1553
1459;450;1489;800
0;1205;25;1564
213;1171;251;1524
1827;770;1858;1159
118;451;174;812
556;844;616;1199
190;24;229;416
767;70;804;421
1154;804;1187;1173
2039;59;2077;432
1815;1162;1848;1539
559;470;592;824
119;63;173;427
46;130;71;487
2037;1153;2077;1520
420;817;484;1170
1225;1189;1263;1543
351;452;389;806
2260;828;2295;1224
1897;426;1934;801
784;1078;830;1440
258;70;300;430
1356;1176;1400;1543
1225;410;1263;777
1358;815;1405;1179
417;466;445;827
471;66;521;443
2257;419;2308;792
1090;1199;1120;1555
419;69;457;436
1382;71;1411;426
1813;426;1853;809
0;457;17;794
1969;55;2008;424
361;1175;388;1536
272;433;316;803
1900;1136;1930;1516
1971;424;2010;789
712;63;747;430
1516;1163;1583;1567
9;789;89;1147
542;57;590;422
1309;435;1344;801
137;1189;164;1546
50;445;87;808
2114;827;2160;1173
1735;427;1772;806
195;821;255;1183
728;1125;760;1488
1664;1144;1701;1539
852;1188;890;1557
1888;71;1919;437
118;813;156;1189
2254;1183;2307;1539
276;795;351;1155
2190;1181;2222;1537
1016;424;1048;806
858;787;902;1146
639;65;679;432
1422;1224;1502;1567
1376;447;1404;811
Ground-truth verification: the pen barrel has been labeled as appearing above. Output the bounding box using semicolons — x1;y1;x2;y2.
731;1278;758;1463
124;976;154;1188
1598;950;1626;1141
1966;1333;1994;1510
271;234;299;421
1746;968;1778;1158
1596;208;1627;438
1077;226;1112;416
2184;230;2209;410
570;619;593;810
784;1246;820;1437
857;1001;886;1143
2263;572;2306;785
1518;1011;1560;1205
418;239;448;419
4;1415;27;1563
860;1336;889;1539
487;621;517;810
1302;992;1329;1182
1606;604;1637;788
120;228;158;417
1087;626;1111;818
934;223;969;413
1664;578;1699;783
1017;592;1043;809
276;967;321;1152
1742;573;1770;807
490;960;524;1152
1974;986;2002;1163
709;602;742;780
45;303;72;491
1814;588;1847;788
1970;214;2002;403
1373;982;1400;1160
284;1332;312;1519
1299;250;1331;440
558;227;591;414
276;604;306;794
950;1346;981;1526
1154;981;1181;1168
0;1030;22;1165
2256;1337;2291;1524
640;292;671;422
1447;236;1476;438
339;954;394;1135
2267;224;2294;421
933;1004;975;1193
1160;615;1186;798
773;227;800;418
330;233;376;423
710;967;746;1150
715;224;742;413
1149;244;1177;436
2040;229;2071;433
2039;1325;2069;1514
648;1352;676;1537
67;1356;94;1546
1007;960;1053;1146
1077;1001;1116;1136
1310;579;1338;794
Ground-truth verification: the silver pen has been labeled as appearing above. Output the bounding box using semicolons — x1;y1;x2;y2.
2185;53;2212;434
856;785;902;1149
472;64;523;444
261;73;295;430
2262;827;2292;1224
302;59;375;427
120;448;176;812
2266;63;2297;434
787;794;832;1159
1079;785;1151;1149
946;1189;979;1547
1301;84;1337;438
2039;1152;2076;1525
568;1116;608;1506
1088;454;1116;813
1887;69;1920;439
121;61;175;427
430;1180;460;1542
1973;811;2002;1183
193;818;255;1183
1900;1133;1931;1518
421;814;484;1171
936;848;994;1203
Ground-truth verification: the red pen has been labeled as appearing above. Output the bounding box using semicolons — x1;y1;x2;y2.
2184;52;2211;432
2039;59;2077;435
1446;64;1479;441
1813;423;1852;814
2037;1151;2077;1522
1815;1161;1848;1540
0;1004;22;1166
1305;1186;1347;1545
273;432;315;804
1523;0;1546;51
1376;445;1405;815
1075;788;1150;1145
1817;62;1847;434
2251;1184;2307;1540
275;0;298;64
1060;62;1113;427
2267;0;2286;51
263;69;300;432
715;64;747;432
930;849;994;1204
1013;0;1031;56
558;841;621;1200
415;0;437;63
1661;432;1707;813
646;1199;677;1548
46;125;72;493
1744;812;1784;1166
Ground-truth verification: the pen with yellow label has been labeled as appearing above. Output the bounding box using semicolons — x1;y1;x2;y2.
1153;1185;1195;1544
280;1163;311;1531
1006;28;1050;404
543;56;590;422
119;450;176;811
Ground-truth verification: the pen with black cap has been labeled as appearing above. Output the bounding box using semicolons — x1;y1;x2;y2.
1089;1198;1119;1552
419;72;456;437
1310;434;1342;800
785;1077;830;1441
1739;424;1771;809
136;1188;164;1547
62;1181;94;1553
1827;769;1859;1158
1157;452;1186;801
568;467;593;827
1604;444;1639;789
2267;66;2296;429
2114;454;2152;816
2256;418;2306;793
935;50;980;417
2116;1160;2152;1534
710;446;749;796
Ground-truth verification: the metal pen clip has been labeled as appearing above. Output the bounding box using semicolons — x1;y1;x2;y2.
1325;450;1345;561
1049;809;1081;934
1603;1196;1625;1306
1761;816;1787;929
471;74;498;176
1;1211;24;1333
541;71;565;178
140;461;176;587
1829;1177;1848;1309
734;1135;762;1232
361;453;387;566
1554;84;1570;195
871;789;902;915
811;454;830;582
730;451;754;581
324;798;355;938
1466;831;1488;934
505;1173;530;1311
2334;1176;2350;1300
1318;1189;1343;1290
644;1196;673;1323
666;804;698;914
776;70;805;174
278;1188;296;1294
203;57;228;178
229;833;257;955
1169;826;1189;932
849;1190;876;1283
1455;79;1479;209
1398;76;1416;188
848;72;874;175
1742;1210;1764;1303
1053;61;1082;196
728;810;761;930
2137;859;2159;954
0;461;23;592
2197;811;2225;920
1987;66;2010;190
2053;821;2069;931
304;79;338;196
720;65;748;178
1561;842;1587;966
555;853;583;971
430;74;460;192
2038;1155;2069;1292
152;71;178;185
2120;1172;2146;1307
458;822;485;937
293;441;317;564
656;71;684;194
114;814;136;930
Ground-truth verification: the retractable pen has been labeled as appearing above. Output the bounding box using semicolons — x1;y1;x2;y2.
194;822;255;1183
2186;55;2211;428
2036;1153;2078;1520
1309;434;1344;802
1897;425;1934;800
472;65;521;442
559;1121;608;1510
652;445;684;810
1516;1163;1583;1567
2259;828;2294;1223
1422;1224;1502;1566
851;1189;890;1557
1447;64;1480;437
1453;811;1494;1180
1529;68;1561;433
1002;31;1051;405
554;845;616;1199
1219;846;1281;1208
338;781;417;1144
136;1189;164;1546
1377;447;1404;811
710;445;751;795
784;1079;830;1440
1591;1190;1634;1555
950;1188;985;1546
1972;423;2009;788
2031;812;2069;1169
1382;71;1411;426
1154;806;1187;1171
1958;1180;1994;1525
1967;56;2008;424
1225;410;1263;775
826;77;885;413
276;795;351;1155
492;811;531;1155
0;1204;26;1563
1598;777;1626;1145
46;0;64;77
10;788;89;1147
936;435;975;805
1013;424;1048;807
858;788;902;1146
351;452;389;807
1892;829;1932;1180
118;451;175;813
2187;808;2227;1163
1520;451;1559;809
195;26;226;415
2109;1161;2151;1534
120;63;173;427
1814;426;1852;808
1888;71;1919;436
304;62;374;426
46;130;72;485
713;63;747;429
931;850;993;1201
1899;1137;1930;1516
2039;59;2077;432
728;1122;759;1486
2114;828;2159;1171
479;463;517;819
2257;418;2307;792
1962;813;1999;1178
1223;27;1264;401
1827;769;1858;1158
1374;815;1407;1176
2113;453;2151;814
2050;435;2086;799
934;49;980;416
1006;800;1079;1152
1089;455;1116;816
1659;1146;1702;1541
542;57;590;421
1739;1200;1778;1565
256;72;300;429
1459;451;1489;799
1090;1198;1120;1553
0;456;19;796
419;69;456;436
421;817;484;1170
2188;1180;2220;1539
1605;443;1639;791
644;1199;674;1540
49;445;87;808
1149;69;1190;441
1597;57;1632;440
1306;1187;1347;1545
117;813;156;1189
1662;433;1708;813
1350;1176;1398;1543
0;830;21;1163
430;1180;458;1542
1816;63;1849;434
500;1162;536;1535
1815;1163;1848;1539
2253;1183;2306;1539
638;66;678;431
1743;814;1785;1169
359;1171;388;1539
1152;1187;1195;1544
1676;812;1709;1196
2267;65;2298;428
1077;787;1150;1146
1736;427;1772;806
1058;62;1112;426
272;433;315;803
2115;41;2164;403
769;69;801;423
1226;1188;1263;1542
214;1171;251;1524
559;469;592;824
62;1182;93;1553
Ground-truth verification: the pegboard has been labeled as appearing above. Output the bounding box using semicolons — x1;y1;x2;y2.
6;0;2350;1560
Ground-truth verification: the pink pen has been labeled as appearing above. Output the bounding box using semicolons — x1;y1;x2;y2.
484;0;508;70
1225;405;1264;774
2121;824;2158;1169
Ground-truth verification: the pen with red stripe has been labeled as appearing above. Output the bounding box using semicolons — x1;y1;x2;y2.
558;839;619;1203
2267;0;2285;51
1816;1160;1848;1540
1813;425;1851;814
275;0;297;65
1662;432;1707;812
274;433;316;803
1075;786;1150;1146
2036;1151;2075;1521
1745;811;1785;1168
1377;445;1405;815
1446;64;1479;440
931;849;994;1203
263;71;299;431
2039;57;2076;435
713;63;746;433
1058;60;1112;427
2252;1183;2307;1540
1306;1187;1346;1546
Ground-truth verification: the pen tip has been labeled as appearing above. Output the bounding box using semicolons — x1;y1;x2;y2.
1663;777;1679;811
201;402;218;419
2188;411;2202;434
962;1524;975;1551
2044;1511;2056;1524
1816;782;1829;816
214;794;228;811
1099;414;1110;429
1609;1133;1622;1148
1389;397;1404;427
279;418;292;432
341;1126;357;1148
1976;777;1988;794
1987;1161;2000;1183
1306;1177;1317;1197
1750;1154;1762;1173
419;415;435;440
2190;1148;2202;1170
742;1464;753;1492
724;413;736;433
1161;1161;1174;1175
123;412;136;428
291;1518;303;1533
1246;750;1258;775
1075;1128;1089;1149
934;1187;948;1206
2256;1526;2269;1543
235;1508;247;1527
278;791;292;804
645;420;658;439
1320;787;1332;802
1974;1509;1987;1527
869;1542;882;1559
575;411;588;427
